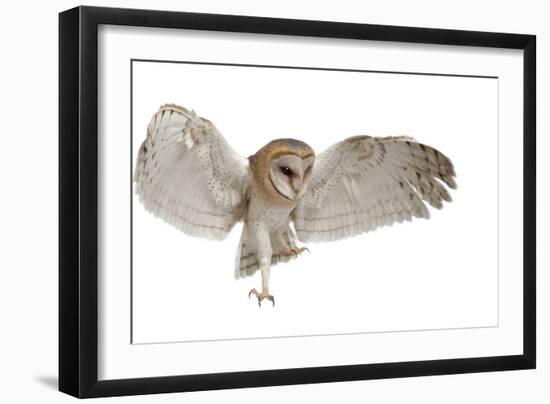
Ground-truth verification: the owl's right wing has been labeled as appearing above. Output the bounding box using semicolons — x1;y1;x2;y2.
293;135;456;242
134;104;251;240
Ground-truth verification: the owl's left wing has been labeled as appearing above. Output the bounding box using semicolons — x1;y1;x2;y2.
134;104;251;240
292;135;456;242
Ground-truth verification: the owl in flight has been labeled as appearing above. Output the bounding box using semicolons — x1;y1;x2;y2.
135;104;456;306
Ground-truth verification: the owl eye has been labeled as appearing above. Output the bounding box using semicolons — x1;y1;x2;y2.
280;166;293;176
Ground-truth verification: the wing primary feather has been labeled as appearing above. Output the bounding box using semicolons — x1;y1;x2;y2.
294;136;455;242
135;104;250;240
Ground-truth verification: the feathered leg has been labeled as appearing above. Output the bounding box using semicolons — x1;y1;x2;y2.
248;228;275;306
274;230;309;258
248;257;274;306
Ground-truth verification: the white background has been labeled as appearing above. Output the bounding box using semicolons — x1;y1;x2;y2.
0;0;547;403
131;61;499;343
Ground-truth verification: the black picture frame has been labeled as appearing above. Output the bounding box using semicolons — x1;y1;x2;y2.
59;5;536;398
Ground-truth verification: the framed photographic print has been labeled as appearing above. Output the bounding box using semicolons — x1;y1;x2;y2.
59;6;536;398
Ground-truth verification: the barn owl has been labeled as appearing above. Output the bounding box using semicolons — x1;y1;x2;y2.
134;104;456;306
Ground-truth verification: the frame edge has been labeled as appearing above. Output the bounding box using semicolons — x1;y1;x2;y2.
58;5;81;398
522;34;536;369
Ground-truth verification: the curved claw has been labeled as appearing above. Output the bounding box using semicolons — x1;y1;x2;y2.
293;247;309;256
282;246;310;258
248;288;275;307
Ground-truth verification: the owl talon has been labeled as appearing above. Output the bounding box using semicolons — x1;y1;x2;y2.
248;288;275;307
282;247;309;257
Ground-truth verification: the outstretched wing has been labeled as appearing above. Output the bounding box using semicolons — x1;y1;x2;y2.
293;135;456;242
134;104;251;240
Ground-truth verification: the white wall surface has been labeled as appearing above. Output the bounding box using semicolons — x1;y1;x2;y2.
0;0;546;402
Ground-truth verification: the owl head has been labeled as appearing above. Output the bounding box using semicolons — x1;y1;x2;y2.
250;138;315;203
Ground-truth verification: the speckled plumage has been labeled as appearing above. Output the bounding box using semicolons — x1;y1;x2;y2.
135;104;457;305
